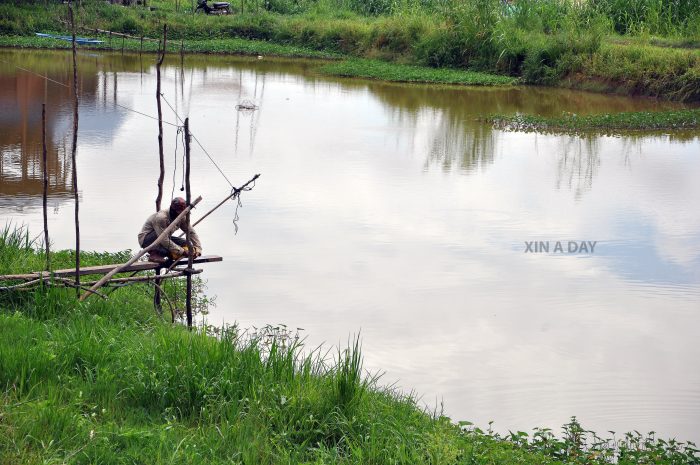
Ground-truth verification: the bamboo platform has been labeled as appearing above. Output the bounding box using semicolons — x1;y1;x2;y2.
0;255;222;282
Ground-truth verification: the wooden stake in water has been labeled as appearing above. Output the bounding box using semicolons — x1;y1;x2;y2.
69;1;81;296
184;117;194;329
42;104;50;272
155;24;167;212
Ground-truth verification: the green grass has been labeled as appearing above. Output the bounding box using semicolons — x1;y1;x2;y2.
319;59;516;85
485;108;700;135
2;226;699;464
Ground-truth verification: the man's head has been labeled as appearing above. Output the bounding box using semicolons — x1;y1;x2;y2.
169;197;187;220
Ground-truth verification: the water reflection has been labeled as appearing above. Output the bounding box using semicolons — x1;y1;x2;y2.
424;115;496;172
353;79;684;176
0;50;140;209
0;56;72;207
554;136;600;199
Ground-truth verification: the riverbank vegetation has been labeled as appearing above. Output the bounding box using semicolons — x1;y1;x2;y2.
0;32;339;59
1;0;700;100
2;226;699;463
486;108;700;135
318;59;516;85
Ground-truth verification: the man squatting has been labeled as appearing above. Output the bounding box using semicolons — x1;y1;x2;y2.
138;197;202;264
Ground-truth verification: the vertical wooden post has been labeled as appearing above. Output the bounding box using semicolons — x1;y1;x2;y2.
154;267;162;314
154;25;167;314
155;24;167;212
140;35;143;55
121;36;125;54
42;104;50;272
69;1;81;296
184;118;193;329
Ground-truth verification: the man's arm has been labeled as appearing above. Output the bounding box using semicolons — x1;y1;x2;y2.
153;213;185;255
180;220;202;255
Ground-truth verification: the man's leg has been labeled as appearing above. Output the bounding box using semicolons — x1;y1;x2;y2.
142;231;171;257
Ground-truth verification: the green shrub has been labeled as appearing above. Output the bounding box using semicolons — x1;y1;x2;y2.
0;18;21;35
111;16;140;34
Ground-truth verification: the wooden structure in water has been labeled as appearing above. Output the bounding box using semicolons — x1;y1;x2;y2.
0;255;223;320
0;256;222;283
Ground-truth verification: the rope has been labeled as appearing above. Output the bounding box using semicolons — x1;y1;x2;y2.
171;127;179;200
230;177;257;234
170;127;187;199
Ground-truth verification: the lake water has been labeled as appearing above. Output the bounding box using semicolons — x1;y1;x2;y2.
1;48;699;442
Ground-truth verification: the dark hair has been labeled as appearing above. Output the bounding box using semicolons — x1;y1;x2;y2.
169;197;187;221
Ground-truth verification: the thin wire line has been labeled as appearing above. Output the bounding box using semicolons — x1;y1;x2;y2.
2;60;71;88
114;102;179;127
2;59;179;127
160;92;234;188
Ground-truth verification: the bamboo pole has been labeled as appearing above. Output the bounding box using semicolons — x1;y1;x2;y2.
69;1;81;297
184;117;194;329
42;104;50;272
58;21;160;42
78;269;201;286
155;24;167;212
79;196;202;301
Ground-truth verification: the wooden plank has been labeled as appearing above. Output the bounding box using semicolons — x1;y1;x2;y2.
0;255;222;281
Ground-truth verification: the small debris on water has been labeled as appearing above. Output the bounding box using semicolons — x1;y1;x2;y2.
236;100;258;111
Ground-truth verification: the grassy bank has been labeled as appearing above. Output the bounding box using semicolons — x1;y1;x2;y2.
2;227;699;464
319;59;516;85
0;33;339;59
0;35;513;86
2;0;700;99
485;108;700;135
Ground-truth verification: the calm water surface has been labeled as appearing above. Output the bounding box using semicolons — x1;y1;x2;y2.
1;49;699;441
